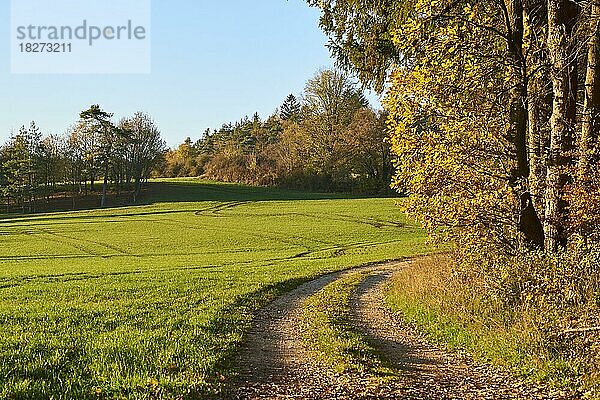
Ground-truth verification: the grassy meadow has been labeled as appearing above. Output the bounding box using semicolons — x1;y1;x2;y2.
0;179;429;399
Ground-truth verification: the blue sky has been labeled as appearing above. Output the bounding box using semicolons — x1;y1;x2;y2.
0;0;344;147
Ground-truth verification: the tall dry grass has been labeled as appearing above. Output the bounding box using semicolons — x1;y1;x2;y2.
386;253;600;397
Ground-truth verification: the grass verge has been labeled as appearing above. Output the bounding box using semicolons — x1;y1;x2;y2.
385;254;583;393
300;271;390;376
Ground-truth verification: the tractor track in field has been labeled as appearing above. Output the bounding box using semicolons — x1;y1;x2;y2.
229;260;579;400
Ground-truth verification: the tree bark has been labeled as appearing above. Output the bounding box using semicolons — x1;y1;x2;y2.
527;76;545;206
524;0;551;232
579;3;600;180
101;166;108;208
506;0;546;246
133;176;142;203
545;0;577;251
506;0;530;184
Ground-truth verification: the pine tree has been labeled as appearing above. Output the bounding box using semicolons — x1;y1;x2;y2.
80;105;116;208
280;94;301;122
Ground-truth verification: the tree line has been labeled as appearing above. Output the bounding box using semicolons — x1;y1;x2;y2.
156;69;393;194
308;0;600;253
0;106;165;213
1;69;392;215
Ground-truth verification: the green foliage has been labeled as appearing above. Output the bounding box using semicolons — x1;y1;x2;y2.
280;94;301;122
306;0;414;92
1;108;166;213
79;104;117;173
0;179;430;398
1;123;45;212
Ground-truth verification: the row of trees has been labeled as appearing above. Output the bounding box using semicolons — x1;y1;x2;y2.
0;106;165;212
308;0;600;252
157;69;393;194
1;69;389;214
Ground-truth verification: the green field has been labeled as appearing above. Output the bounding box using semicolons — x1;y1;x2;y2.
0;179;429;399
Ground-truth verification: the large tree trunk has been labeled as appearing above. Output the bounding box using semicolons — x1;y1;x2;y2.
133;176;142;203
544;0;578;251
506;0;546;246
524;0;551;237
71;177;77;211
527;76;545;206
506;0;530;183
566;33;579;164
579;3;600;180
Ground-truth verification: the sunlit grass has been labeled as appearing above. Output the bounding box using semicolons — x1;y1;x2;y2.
0;178;429;399
301;271;374;373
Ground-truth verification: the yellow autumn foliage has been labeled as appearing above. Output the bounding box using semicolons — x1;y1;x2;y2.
385;1;520;250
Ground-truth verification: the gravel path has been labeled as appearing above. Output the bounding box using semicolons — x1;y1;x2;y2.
229;261;580;399
230;269;343;399
230;263;398;399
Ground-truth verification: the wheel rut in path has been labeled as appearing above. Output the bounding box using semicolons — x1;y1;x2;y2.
230;262;397;399
230;261;578;399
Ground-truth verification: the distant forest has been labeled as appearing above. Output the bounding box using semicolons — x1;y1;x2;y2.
156;69;392;194
0;69;391;213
